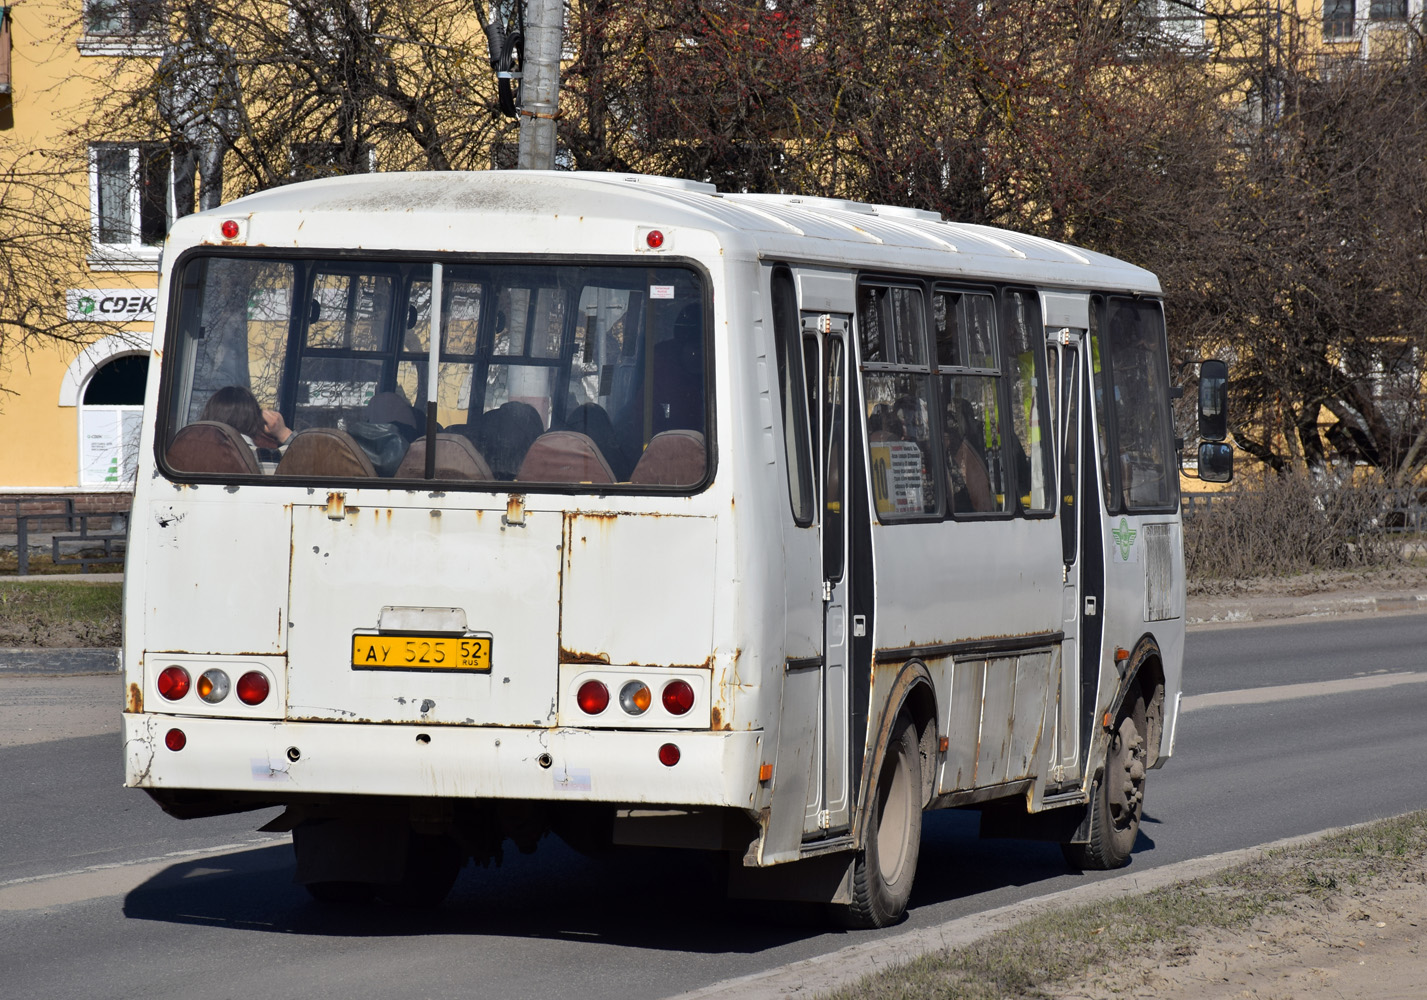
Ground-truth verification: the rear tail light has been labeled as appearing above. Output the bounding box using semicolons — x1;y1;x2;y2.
661;680;695;716
236;671;270;706
157;666;190;701
619;681;652;716
658;743;681;767
165;728;187;751
197;669;231;704
577;680;610;715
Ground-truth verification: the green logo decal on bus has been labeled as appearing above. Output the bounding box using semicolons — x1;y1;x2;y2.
1112;517;1137;560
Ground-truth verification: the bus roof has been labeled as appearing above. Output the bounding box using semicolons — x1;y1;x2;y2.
184;170;1160;295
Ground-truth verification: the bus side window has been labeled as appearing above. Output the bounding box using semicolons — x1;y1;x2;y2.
934;288;1008;515
771;269;813;525
1003;289;1054;513
858;283;941;520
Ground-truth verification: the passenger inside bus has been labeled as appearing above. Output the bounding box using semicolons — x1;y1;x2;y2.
944;397;993;513
347;391;423;477
194;385;292;471
473;401;545;480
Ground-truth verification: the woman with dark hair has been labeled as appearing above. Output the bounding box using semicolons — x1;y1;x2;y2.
201;386;292;458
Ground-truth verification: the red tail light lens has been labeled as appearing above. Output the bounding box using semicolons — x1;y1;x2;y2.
157;666;191;700
165;728;187;751
662;680;695;716
658;743;681;767
236;671;271;706
577;680;610;715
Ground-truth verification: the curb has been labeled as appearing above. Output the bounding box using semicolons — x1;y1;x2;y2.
666;822;1389;1000
1187;592;1427;626
0;648;120;675
0;573;125;585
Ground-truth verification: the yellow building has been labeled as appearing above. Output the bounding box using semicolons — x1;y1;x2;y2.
2;1;164;504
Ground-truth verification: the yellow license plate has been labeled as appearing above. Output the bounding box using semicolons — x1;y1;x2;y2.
351;634;491;672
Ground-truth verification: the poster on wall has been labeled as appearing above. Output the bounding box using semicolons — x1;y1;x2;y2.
80;407;143;486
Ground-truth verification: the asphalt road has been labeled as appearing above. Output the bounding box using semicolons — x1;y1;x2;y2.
2;612;1425;1000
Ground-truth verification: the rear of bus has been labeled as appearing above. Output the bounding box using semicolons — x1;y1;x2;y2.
121;174;768;899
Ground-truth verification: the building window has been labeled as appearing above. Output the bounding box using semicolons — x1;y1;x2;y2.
1325;0;1356;38
1369;1;1407;20
79;0;164;55
85;0;162;35
1147;0;1205;46
90;143;171;269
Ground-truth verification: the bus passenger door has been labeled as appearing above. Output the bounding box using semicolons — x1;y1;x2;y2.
1048;329;1088;786
803;313;854;838
1042;289;1096;790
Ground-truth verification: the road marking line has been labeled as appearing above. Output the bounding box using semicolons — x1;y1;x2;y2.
1181;671;1427;713
0;837;287;912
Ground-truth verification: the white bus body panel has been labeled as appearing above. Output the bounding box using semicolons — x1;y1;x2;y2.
124;171;1180;855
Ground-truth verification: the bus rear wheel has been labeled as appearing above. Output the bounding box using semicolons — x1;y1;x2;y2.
1063;694;1147;871
375;832;463;908
841;713;922;928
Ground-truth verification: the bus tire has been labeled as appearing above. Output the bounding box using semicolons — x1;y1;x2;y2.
842;713;922;928
376;832;463;908
1063;694;1147;871
304;880;376;905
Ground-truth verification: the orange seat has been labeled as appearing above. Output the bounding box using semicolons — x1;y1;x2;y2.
166;421;260;475
630;430;706;486
275;427;377;478
396;434;493;481
516;431;615;484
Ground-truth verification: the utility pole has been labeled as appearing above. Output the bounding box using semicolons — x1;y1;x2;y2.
516;0;562;170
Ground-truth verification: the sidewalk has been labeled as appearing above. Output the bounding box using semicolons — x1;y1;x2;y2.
1186;567;1427;625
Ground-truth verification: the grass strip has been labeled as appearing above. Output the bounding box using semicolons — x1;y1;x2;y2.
823;810;1427;1000
0;580;123;648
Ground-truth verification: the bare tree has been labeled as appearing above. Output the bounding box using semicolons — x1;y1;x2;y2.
0;152;95;394
75;0;507;209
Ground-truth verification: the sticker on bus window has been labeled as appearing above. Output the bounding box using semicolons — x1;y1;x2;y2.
650;285;675;299
869;440;927;516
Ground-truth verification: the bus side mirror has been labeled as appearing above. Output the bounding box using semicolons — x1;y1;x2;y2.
1198;359;1228;442
1197;442;1233;483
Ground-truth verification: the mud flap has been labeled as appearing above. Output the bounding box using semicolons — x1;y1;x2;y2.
291;818;408;885
726;850;854;904
978;797;1091;843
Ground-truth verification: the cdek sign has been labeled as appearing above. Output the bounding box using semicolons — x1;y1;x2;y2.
66;289;158;323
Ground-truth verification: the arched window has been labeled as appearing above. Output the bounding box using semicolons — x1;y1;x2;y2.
79;354;149;486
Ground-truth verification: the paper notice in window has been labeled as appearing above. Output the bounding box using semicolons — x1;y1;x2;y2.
869;440;926;516
650;285;675;300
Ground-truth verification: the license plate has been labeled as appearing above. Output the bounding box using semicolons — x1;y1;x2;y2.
351;634;492;672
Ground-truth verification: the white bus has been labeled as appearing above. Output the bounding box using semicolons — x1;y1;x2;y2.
123;171;1218;926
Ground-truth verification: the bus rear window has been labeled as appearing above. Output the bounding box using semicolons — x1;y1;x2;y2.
160;256;710;490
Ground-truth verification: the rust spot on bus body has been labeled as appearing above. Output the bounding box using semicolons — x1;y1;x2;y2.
559;648;611;665
126;683;143;714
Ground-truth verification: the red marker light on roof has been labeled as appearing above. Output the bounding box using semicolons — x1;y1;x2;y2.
645;229;664;249
221;220;240;239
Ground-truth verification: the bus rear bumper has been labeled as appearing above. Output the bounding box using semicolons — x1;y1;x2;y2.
123;713;766;809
